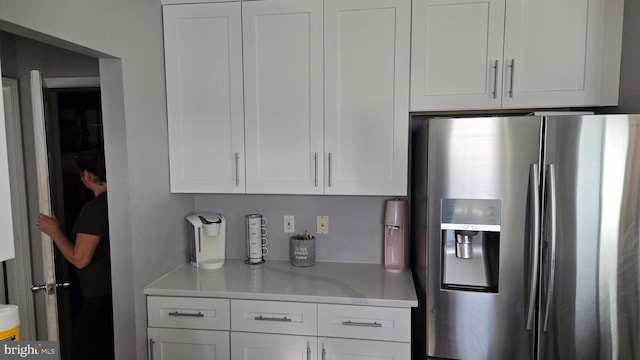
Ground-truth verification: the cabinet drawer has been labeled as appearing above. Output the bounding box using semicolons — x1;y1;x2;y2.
231;300;317;336
318;304;410;342
148;296;230;330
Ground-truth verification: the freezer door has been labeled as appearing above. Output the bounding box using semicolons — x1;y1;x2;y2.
426;116;542;360
540;115;640;360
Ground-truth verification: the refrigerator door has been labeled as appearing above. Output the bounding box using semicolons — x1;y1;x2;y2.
426;116;542;360
541;115;640;360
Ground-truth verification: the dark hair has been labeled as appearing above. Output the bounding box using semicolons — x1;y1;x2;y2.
76;150;107;183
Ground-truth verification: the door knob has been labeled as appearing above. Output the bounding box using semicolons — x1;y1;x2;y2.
31;282;70;294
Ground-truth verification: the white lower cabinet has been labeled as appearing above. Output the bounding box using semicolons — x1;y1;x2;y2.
231;333;317;360
148;328;230;360
147;296;231;360
319;338;409;360
147;297;412;360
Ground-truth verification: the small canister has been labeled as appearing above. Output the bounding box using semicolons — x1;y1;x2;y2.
290;232;315;267
0;304;20;341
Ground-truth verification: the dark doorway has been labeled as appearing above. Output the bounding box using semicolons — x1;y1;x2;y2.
46;88;106;359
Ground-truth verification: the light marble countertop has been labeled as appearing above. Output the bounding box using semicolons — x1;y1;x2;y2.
144;259;418;308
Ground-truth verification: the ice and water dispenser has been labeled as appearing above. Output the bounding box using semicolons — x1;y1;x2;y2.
441;199;501;292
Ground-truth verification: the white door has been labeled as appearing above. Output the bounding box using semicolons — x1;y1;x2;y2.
148;328;230;360
319;337;410;359
243;0;324;194
163;3;246;193
410;0;505;111
231;332;317;360
30;70;61;340
324;0;410;195
502;0;603;107
0;63;16;262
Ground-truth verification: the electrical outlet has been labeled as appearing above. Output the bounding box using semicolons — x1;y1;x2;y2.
317;216;329;234
284;215;295;233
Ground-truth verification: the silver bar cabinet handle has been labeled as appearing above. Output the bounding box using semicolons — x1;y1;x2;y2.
328;153;333;187
314;152;318;187
234;152;240;186
508;59;515;98
254;315;292;322
307;342;311;360
342;320;382;327
168;311;204;317
491;60;498;99
543;163;557;331
525;163;541;330
149;338;155;360
322;346;326;360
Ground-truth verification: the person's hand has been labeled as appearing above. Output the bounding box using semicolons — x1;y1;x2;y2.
37;213;62;238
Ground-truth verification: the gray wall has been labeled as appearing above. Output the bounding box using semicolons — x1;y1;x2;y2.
616;0;640;113
0;32;17;76
0;31;102;339
195;195;397;263
0;2;193;359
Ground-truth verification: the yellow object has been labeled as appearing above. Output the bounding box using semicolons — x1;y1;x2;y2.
0;304;20;341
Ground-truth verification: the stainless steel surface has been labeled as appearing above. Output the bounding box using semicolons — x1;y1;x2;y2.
538;115;640;360
414;115;640;360
424;116;542;360
30;282;70;294
254;315;292;322
149;339;155;360
508;59;515;98
314;152;318;187
492;60;498;99
328;152;333;187
235;152;240;186
454;233;473;259
342;320;382;327
442;230;495;289
168;311;204;317
525;163;541;330
542;164;557;332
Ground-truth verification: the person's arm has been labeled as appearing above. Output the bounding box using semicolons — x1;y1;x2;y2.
37;213;100;269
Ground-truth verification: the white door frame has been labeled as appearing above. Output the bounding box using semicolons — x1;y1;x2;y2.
2;77;36;340
3;74;100;341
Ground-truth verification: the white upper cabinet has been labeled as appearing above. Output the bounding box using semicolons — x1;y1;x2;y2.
163;0;410;195
502;0;601;108
324;0;410;195
410;0;505;111
163;3;245;193
243;0;324;194
410;0;622;111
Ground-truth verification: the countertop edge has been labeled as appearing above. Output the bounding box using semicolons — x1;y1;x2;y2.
144;260;418;308
143;288;417;308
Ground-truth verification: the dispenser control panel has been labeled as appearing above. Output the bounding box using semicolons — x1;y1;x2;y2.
440;199;501;292
441;199;501;231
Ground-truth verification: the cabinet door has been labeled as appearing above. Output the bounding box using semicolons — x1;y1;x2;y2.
319;338;409;360
243;0;324;194
231;332;317;360
148;328;230;360
164;3;245;193
410;0;505;111
324;0;410;195
502;0;604;107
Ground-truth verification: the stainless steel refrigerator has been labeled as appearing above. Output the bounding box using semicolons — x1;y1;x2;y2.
412;115;640;360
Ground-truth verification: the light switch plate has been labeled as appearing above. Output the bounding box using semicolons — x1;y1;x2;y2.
284;215;295;233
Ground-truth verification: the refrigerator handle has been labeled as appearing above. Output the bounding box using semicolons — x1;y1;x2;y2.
525;163;541;330
543;163;558;331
